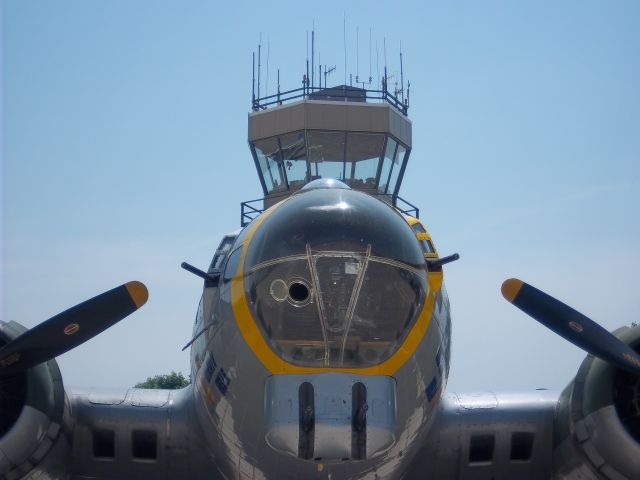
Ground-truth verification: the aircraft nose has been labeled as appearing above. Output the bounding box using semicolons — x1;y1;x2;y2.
242;188;428;369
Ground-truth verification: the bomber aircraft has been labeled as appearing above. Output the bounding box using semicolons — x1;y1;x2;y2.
1;75;639;480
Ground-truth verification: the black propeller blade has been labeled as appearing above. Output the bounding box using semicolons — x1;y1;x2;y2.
501;278;640;375
0;281;148;375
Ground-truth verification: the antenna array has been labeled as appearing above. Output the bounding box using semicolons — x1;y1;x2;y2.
251;23;410;113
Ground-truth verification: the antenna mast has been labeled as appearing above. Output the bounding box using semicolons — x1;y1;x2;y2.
311;26;315;89
356;26;359;85
399;41;405;103
324;65;336;88
376;41;380;91
257;35;262;100
305;31;309;94
266;38;270;99
369;27;372;85
343;13;347;85
252;51;256;109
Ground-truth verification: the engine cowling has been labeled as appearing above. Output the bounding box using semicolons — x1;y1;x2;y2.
0;321;71;479
554;325;640;480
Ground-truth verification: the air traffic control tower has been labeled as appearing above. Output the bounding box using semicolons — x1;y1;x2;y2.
241;81;417;226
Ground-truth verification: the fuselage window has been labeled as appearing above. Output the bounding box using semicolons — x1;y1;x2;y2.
411;223;426;234
210;236;236;271
194;296;203;326
131;430;157;460
92;429;115;459
469;434;495;464
211;254;225;271
205;353;217;382
510;432;535;461
421;239;436;254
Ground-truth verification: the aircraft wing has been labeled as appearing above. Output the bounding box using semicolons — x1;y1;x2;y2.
405;391;557;479
66;386;222;480
405;321;640;480
0;283;222;480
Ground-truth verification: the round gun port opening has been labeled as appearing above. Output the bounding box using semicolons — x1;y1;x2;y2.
289;281;310;303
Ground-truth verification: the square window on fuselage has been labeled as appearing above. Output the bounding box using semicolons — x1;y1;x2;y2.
132;430;157;460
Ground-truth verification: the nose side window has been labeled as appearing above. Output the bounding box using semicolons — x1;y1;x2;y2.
222;248;242;283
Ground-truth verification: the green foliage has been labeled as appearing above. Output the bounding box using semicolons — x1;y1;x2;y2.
135;371;190;389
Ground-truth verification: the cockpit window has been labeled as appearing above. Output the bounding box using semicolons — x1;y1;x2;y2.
243;188;427;368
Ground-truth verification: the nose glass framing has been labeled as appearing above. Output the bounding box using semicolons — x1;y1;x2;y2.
245;243;426;368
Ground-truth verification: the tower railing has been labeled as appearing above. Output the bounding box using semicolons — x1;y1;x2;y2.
252;81;409;116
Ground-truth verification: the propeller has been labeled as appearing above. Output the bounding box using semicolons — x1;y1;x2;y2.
0;281;148;376
502;278;640;375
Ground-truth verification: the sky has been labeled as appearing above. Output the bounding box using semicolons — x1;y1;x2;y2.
2;0;639;392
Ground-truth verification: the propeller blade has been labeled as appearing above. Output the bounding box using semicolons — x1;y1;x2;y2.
0;281;148;375
502;278;640;375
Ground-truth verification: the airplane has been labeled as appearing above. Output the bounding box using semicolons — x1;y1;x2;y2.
1;71;639;480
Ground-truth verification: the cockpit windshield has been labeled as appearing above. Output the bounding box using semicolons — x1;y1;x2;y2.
243;188;427;368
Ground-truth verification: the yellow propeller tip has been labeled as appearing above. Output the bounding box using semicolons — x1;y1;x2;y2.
125;281;149;308
501;278;524;303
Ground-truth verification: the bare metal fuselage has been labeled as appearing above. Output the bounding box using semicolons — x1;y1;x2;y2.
188;186;452;479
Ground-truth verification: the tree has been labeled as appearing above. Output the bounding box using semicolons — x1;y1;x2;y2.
134;371;190;389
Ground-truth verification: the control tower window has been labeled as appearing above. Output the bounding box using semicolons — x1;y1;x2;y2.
387;143;407;196
279;131;308;189
254;137;286;193
252;131;407;196
308;131;346;181
378;138;398;194
348;132;385;188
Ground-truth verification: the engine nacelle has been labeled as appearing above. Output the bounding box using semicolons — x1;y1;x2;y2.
0;321;71;479
554;325;640;480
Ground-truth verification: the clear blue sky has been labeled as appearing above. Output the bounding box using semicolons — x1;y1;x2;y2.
2;0;639;391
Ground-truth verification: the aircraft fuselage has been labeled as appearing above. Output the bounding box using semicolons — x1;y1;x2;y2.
189;182;452;479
